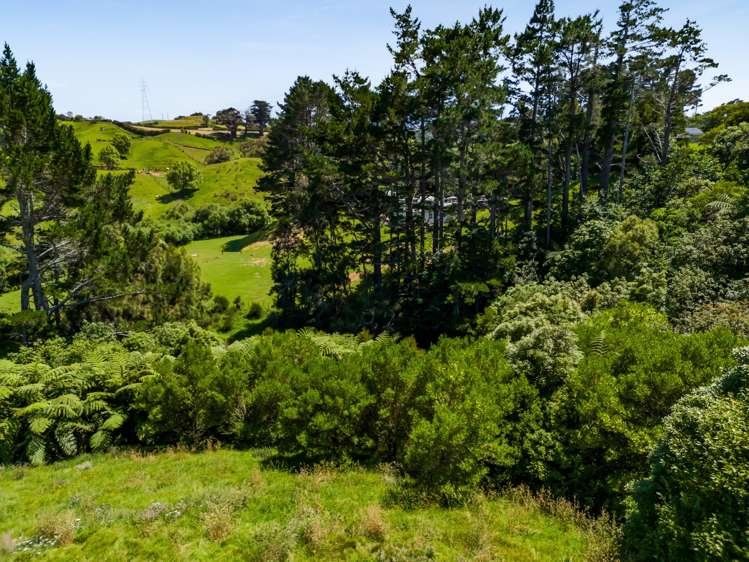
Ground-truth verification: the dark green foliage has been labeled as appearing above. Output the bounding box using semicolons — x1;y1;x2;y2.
247;302;263;319
214;107;242;139
111;132;131;158
537;303;741;514
98;144;119;169
399;338;537;505
137;338;249;445
250;100;272;136
191;200;268;238
623;347;749;560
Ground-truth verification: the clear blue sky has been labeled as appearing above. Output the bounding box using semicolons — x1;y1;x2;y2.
2;0;747;121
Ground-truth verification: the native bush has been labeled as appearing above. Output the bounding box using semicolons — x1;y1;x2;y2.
399;338;538;505
205;146;232;164
111;133;131;158
623;347;749;560
536;302;743;514
191;200;269;238
166;161;201;192
136;337;250;445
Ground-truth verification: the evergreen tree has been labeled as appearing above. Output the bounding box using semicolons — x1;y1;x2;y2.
250;100;272;136
0;44;95;313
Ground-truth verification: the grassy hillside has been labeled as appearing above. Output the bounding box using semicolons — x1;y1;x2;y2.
62;121;262;217
0;449;612;561
0;121;270;314
184;234;273;308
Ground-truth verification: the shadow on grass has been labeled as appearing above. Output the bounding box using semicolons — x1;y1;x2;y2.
157;188;198;204
227;313;278;342
221;225;275;252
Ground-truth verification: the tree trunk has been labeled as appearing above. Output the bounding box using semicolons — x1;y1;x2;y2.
545;134;553;249
661;55;682;166
18;190;48;312
579;39;601;209
618;79;637;198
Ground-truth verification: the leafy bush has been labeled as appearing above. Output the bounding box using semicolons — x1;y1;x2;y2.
399;338;538;505
247;302;263;319
239;138;267;158
192;200;269;238
137;338;249;445
623;347;749;560
98;144;119;169
111;133;131;158
205;146;232;164
166;161;201;192
536;303;742;513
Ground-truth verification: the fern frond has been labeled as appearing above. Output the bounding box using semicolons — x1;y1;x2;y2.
100;413;125;431
90;430;111;451
29;417;53;434
14;401;50;417
82;399;109;416
0;386;13;401
15;383;44;400
27;438;46;466
591;332;607;356
55;427;78;456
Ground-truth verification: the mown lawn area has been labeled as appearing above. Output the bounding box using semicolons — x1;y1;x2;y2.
184;234;273;308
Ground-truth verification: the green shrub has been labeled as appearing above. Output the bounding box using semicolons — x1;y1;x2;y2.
399;338;538;505
536;303;742;513
247;302;263;319
166;161;201;192
98;144;119;169
623;347;749;560
192;200;268;238
111;133;131;158
137;338;249;445
205;146;232;164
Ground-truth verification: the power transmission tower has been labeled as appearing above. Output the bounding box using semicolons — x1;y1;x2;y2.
140;79;153;122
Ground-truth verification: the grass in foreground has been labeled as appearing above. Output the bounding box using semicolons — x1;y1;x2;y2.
0;449;616;561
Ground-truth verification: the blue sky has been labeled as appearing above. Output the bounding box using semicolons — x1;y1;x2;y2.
2;0;747;121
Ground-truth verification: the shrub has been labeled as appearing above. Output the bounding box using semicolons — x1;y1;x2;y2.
239;138;267;158
98;144;119;169
205;146;232;164
166;161;201;192
399;338;538;505
536;303;742;513
137;338;249;445
247;302;263;319
192;200;268;238
158;219;198;245
623;347;749;560
601;215;660;281
111;133;131;158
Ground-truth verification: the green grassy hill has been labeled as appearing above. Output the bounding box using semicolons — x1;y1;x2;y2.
0;121;272;315
0;449;613;561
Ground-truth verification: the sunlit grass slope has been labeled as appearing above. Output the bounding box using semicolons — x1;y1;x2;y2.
184;234;273;307
0;449;606;561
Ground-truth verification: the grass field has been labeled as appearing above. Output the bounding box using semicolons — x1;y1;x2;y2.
0;449;612;561
184;234;273;308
